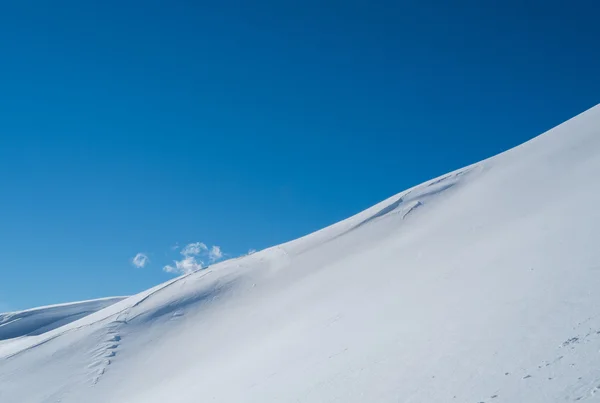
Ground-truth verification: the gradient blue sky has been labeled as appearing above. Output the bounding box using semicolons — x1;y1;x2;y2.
1;1;598;311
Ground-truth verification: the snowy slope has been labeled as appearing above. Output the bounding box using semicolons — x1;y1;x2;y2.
0;297;125;341
2;105;600;403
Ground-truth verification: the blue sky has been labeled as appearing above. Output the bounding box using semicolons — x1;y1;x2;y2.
1;1;598;311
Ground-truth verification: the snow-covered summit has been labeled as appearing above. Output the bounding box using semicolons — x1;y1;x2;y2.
2;105;600;403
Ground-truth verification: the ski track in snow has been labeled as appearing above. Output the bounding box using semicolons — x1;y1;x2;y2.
0;269;205;361
87;324;122;385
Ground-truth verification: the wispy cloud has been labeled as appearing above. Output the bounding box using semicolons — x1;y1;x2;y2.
247;249;257;255
163;256;203;275
209;245;223;262
163;242;225;275
181;242;207;257
131;253;150;268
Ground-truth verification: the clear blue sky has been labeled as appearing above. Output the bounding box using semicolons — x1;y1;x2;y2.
1;1;598;311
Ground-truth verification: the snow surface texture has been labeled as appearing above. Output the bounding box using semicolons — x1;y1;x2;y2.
0;297;126;341
2;105;600;402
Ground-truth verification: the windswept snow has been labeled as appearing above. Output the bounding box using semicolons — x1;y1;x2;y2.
0;297;126;341
2;105;600;403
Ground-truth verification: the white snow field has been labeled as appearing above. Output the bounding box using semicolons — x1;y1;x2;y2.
0;297;126;342
2;105;600;402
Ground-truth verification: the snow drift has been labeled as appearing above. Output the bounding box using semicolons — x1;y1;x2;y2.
1;105;600;403
0;297;125;341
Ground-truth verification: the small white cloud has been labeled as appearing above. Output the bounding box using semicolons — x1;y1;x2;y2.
248;249;256;255
163;242;226;276
209;245;223;262
181;242;207;257
132;253;150;268
163;256;203;275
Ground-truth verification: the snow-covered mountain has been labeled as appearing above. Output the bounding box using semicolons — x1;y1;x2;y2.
2;105;600;403
0;297;126;341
